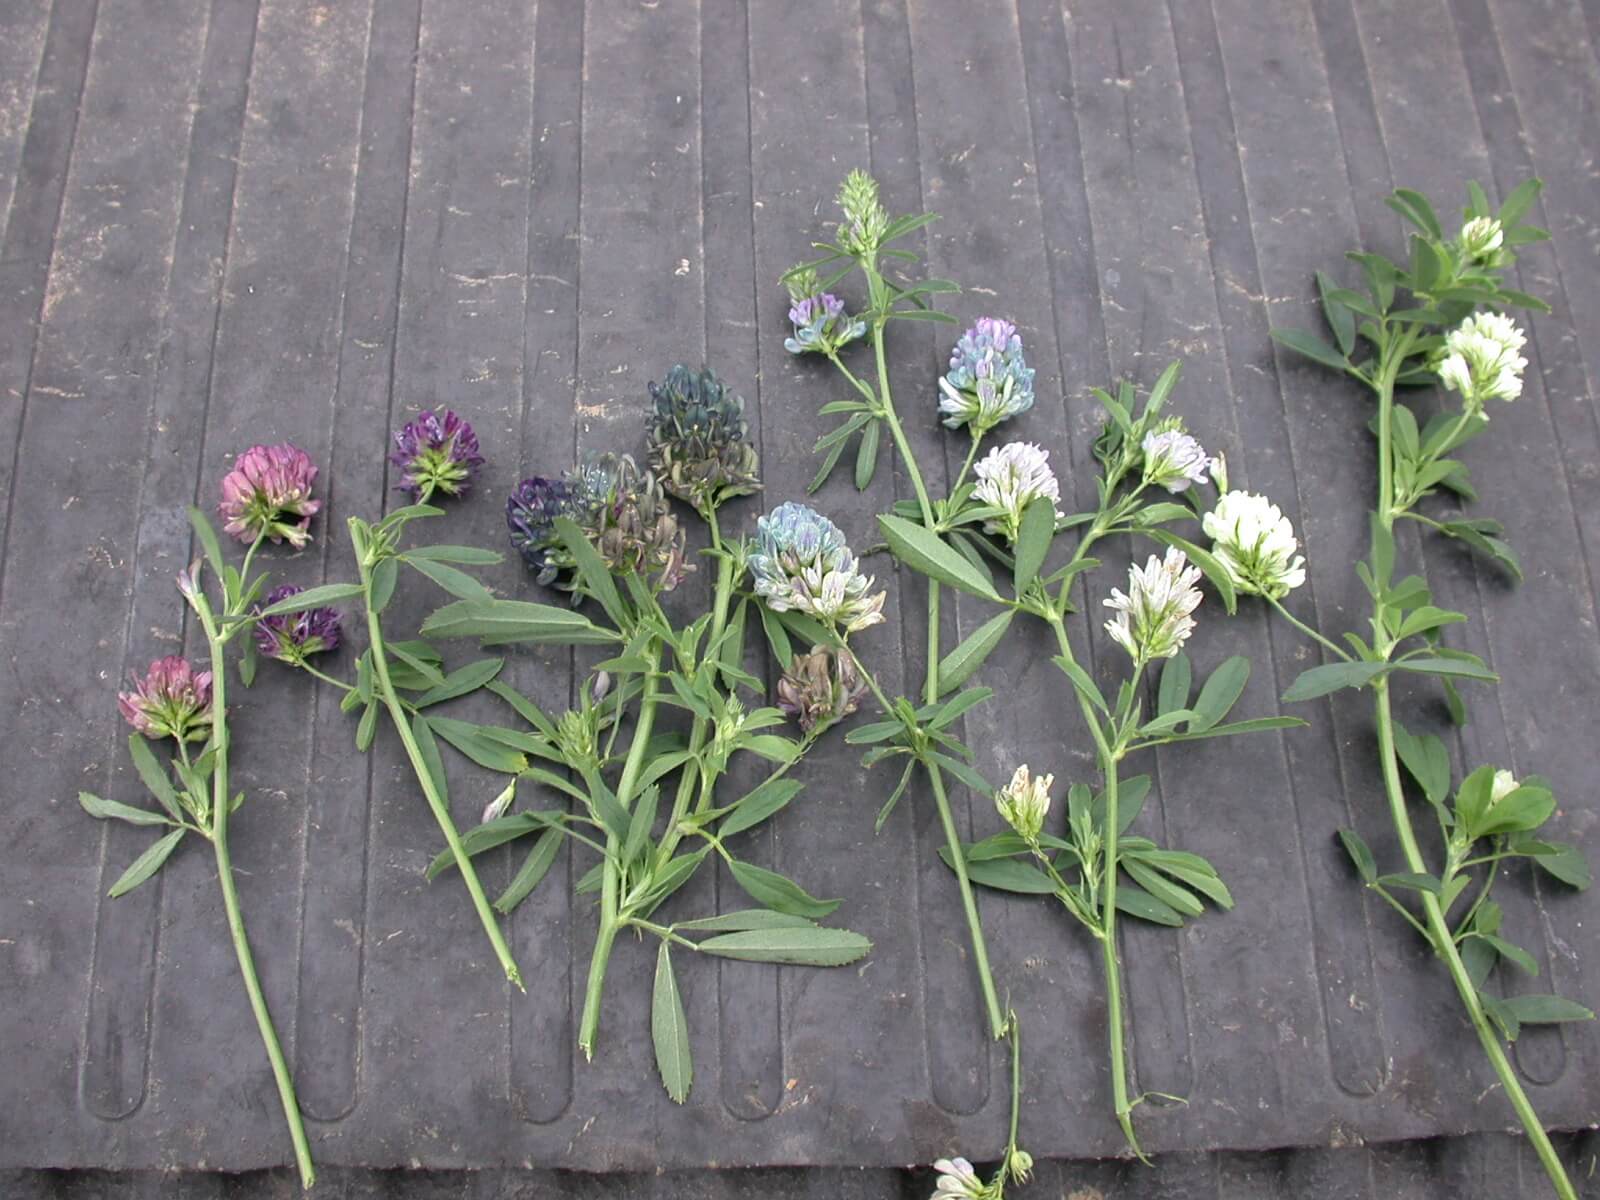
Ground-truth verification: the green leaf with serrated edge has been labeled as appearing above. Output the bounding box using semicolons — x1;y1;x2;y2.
494;827;564;913
807;433;849;493
1282;660;1390;703
1394;656;1497;686
485;680;558;738
1438;521;1522;582
1153;716;1306;745
1130;852;1234;909
1339;828;1377;883
422;598;615;644
936;611;1013;697
1139;709;1198;736
1190;656;1249;731
1318;271;1356;355
254;582;363;617
727;859;839;918
1139;529;1237;614
674;910;815;933
773;608;834;649
1271;327;1350;372
425;717;527;774
379;502;445;529
878;513;1000;601
1526;842;1590;891
1157;653;1191;716
930;687;992;732
415;658;505;708
939;845;1056;894
845;720;900;745
404;555;493;603
695;926;871;966
407;544;503;565
1091;774;1149;836
588;776;631;842
426;814;539;879
636;849;710;915
719;778;804;841
79;791;175;827
127;735;183;821
1012;497;1056;592
107;828;186;897
1498;177;1541;226
651;943;694;1103
854;415;880;490
389;644;448;689
1463;932;1539;976
1115;887;1185;927
1476;785;1556;837
739;734;798;764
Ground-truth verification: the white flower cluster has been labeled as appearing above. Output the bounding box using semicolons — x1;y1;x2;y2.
972;442;1064;544
1458;216;1505;262
1140;425;1210;494
996;765;1053;842
1202;490;1307;600
932;1157;989;1200
1436;311;1528;414
1103;546;1204;663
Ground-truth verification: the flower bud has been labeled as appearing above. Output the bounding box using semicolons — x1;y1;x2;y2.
931;1157;987;1200
482;779;516;824
1458;216;1505;264
1489;768;1519;808
1140;422;1210;494
996;765;1053;842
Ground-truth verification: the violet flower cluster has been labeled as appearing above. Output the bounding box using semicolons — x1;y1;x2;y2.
254;584;343;663
118;655;214;742
748;501;885;636
390;408;486;499
937;317;1036;433
219;443;322;548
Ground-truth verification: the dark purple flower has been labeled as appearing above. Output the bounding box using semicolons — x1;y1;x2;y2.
118;656;214;742
219;443;322;548
254;585;342;662
507;475;577;586
390;409;485;500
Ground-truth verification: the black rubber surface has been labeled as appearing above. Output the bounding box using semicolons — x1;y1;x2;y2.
3;0;1599;1186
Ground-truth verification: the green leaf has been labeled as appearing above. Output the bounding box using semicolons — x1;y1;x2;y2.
1271;327;1350;372
79;791;175;828
1115;887;1184;927
107;828;186;897
405;555;493;603
739;734;799;764
1465;932;1539;976
1339;828;1377;883
1438;520;1523;582
369;558;400;615
1376;871;1441;895
929;686;993;731
939;845;1056;894
1497;994;1595;1026
486;680;559;738
127;735;183;821
421;598;617;645
1012;497;1056;592
758;603;793;669
1051;655;1108;715
388;643;448;689
1528;842;1590;891
674;909;815;933
411;715;450;804
552;516;629;628
426;813;540;879
727;859;840;919
651;943;694;1103
937;610;1014;697
1144;716;1306;744
1498;178;1542;226
808;434;849;494
406;544;504;565
415;658;505;707
1282;660;1390;703
1389;187;1443;239
256;582;363;617
1393;655;1497;686
637;848;711;914
1390;721;1450;806
878;513;1000;601
854;416;880;490
425;716;528;774
1476;785;1556;837
1317;271;1356;355
1190;656;1249;731
1157;653;1192;715
695;926;871;966
719;777;805;841
1123;859;1204;917
187;506;226;583
356;701;379;751
494;827;565;913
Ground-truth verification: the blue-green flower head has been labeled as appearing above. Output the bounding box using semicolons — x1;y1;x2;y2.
749;501;885;636
645;363;761;509
938;317;1036;433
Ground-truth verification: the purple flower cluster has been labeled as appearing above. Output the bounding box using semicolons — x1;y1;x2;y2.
254;585;343;662
785;292;867;356
219;443;322;548
390;408;485;500
118;655;214;742
506;475;577;586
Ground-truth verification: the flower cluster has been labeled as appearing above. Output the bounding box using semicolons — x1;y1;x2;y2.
645;364;761;510
508;454;691;593
1457;216;1507;266
996;765;1053;843
838;168;889;257
749;501;885;635
389;408;485;500
1435;311;1528;415
1103;546;1204;663
118;655;213;742
219;443;321;548
253;585;342;663
1202;490;1307;600
1140;422;1210;494
971;442;1063;544
777;645;867;734
931;1157;992;1200
785;289;868;356
506;475;577;586
938;318;1036;433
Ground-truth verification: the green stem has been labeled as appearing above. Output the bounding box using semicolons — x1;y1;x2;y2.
579;637;662;1059
1267;595;1352;661
1370;352;1575;1198
194;598;315;1190
927;760;1006;1039
948;433;983;504
360;563;523;990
